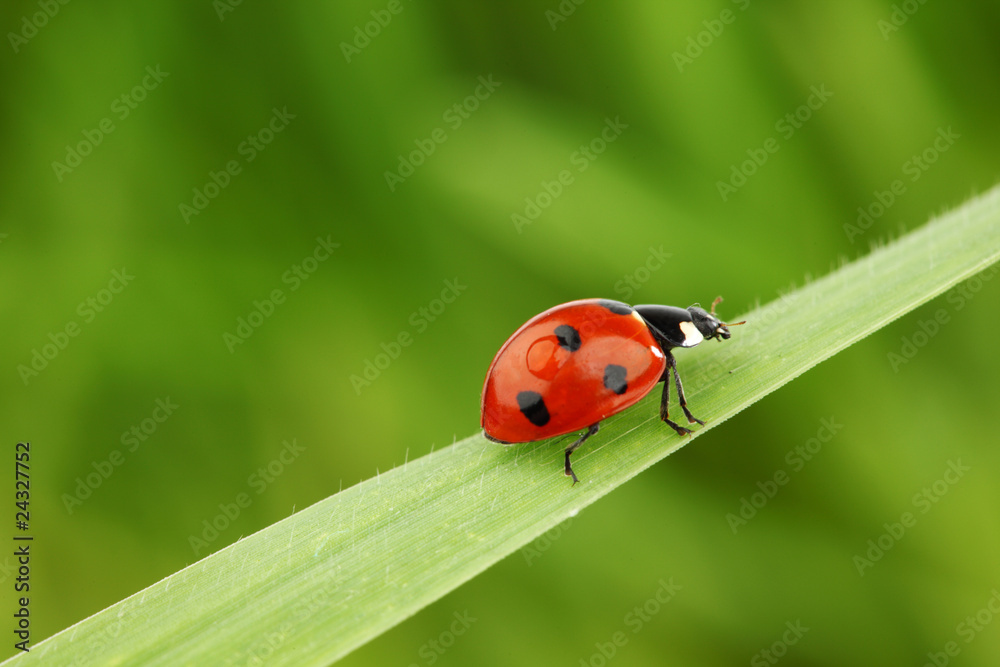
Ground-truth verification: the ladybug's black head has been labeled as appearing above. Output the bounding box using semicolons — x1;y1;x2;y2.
635;297;744;350
688;297;746;342
688;306;730;340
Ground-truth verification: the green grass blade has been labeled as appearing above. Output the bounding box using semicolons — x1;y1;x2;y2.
8;186;1000;666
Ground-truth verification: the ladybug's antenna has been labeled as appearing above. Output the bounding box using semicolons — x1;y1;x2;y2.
711;296;746;327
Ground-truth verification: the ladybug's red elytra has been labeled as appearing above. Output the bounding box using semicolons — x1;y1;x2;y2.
481;298;744;483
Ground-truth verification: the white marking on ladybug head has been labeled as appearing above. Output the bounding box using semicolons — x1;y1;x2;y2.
678;321;704;347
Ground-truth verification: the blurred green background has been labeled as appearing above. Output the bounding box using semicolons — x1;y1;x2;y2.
2;0;999;664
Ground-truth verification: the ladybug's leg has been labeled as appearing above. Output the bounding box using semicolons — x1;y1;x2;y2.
668;352;705;426
564;422;599;484
659;353;694;436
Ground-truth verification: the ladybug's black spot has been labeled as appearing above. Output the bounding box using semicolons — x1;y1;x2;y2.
598;299;633;315
554;324;581;352
517;391;551;427
603;364;628;395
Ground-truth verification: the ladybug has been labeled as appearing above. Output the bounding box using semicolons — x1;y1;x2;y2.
481;297;744;483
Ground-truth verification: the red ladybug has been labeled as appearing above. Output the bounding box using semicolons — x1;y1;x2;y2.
481;298;744;483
